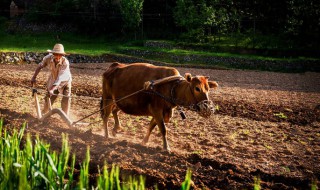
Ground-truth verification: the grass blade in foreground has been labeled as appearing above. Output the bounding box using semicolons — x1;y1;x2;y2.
181;168;192;190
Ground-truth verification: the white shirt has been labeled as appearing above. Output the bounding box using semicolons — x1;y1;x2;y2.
39;54;72;92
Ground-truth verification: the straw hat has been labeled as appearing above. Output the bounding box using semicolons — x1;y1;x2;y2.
47;44;68;55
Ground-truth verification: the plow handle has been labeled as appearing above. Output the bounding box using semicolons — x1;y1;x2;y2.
31;86;42;119
32;88;38;97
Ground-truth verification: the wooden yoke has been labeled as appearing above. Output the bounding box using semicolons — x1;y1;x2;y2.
144;75;184;90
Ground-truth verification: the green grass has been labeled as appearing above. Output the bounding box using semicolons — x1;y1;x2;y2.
1;31;317;62
253;176;261;190
0;23;318;73
0;32;120;55
124;45;285;61
181;169;192;190
274;112;288;119
0;121;79;189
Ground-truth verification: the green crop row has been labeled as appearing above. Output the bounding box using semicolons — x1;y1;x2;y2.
0;118;193;190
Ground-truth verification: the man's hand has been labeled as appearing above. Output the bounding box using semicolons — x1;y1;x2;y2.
49;86;58;96
31;77;36;86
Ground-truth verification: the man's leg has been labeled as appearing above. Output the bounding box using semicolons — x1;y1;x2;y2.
61;82;71;116
43;92;58;114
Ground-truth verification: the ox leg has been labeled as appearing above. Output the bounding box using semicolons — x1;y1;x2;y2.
112;107;121;136
142;118;157;145
157;120;170;151
101;100;113;138
152;114;170;151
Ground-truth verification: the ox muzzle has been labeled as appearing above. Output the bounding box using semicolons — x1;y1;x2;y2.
191;100;215;118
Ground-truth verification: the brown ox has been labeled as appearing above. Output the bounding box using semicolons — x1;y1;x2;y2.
101;62;218;151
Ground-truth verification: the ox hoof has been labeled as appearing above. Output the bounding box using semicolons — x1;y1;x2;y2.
163;146;171;153
112;129;118;137
104;132;110;139
141;138;148;145
159;148;171;154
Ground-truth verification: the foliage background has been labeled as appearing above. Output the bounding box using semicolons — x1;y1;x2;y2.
0;0;319;51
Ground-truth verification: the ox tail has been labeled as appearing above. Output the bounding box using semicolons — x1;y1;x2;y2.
100;97;103;118
101;77;110;119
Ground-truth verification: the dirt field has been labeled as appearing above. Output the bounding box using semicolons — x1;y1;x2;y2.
0;62;319;189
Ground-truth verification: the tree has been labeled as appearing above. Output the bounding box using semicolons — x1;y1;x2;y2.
285;0;320;48
120;0;144;39
174;0;206;41
0;0;12;17
174;0;231;42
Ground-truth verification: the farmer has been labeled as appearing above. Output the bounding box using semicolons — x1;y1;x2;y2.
31;43;72;116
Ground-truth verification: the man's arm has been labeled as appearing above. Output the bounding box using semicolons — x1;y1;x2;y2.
31;55;49;86
31;64;44;86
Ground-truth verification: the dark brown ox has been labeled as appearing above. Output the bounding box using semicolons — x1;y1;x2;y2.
101;62;218;151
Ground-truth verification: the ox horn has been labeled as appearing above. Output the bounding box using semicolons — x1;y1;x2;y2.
184;73;192;82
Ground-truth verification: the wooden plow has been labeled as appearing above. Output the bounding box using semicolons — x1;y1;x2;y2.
32;88;73;127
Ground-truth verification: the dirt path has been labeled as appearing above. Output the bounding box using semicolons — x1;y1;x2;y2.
0;63;319;189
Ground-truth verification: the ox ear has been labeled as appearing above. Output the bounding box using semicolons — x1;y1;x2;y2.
208;81;218;89
184;73;192;82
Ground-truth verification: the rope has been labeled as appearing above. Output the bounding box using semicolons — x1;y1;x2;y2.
0;74;189;125
0;75;104;125
72;88;145;125
0;75;101;100
74;76;184;126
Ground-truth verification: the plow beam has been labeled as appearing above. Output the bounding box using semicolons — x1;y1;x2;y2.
39;108;73;127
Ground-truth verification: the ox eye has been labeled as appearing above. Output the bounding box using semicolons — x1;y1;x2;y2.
195;87;201;92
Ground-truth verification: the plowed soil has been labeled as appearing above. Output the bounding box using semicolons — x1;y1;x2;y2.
0;62;319;189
